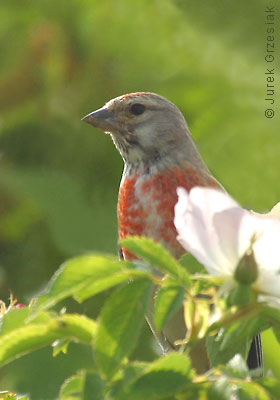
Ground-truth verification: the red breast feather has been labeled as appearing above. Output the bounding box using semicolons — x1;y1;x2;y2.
118;163;220;260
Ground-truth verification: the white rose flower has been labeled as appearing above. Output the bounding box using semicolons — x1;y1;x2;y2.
174;187;280;302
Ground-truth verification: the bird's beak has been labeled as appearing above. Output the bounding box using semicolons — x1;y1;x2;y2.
81;106;115;132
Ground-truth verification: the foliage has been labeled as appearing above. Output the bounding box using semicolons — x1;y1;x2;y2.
0;0;279;397
0;237;280;399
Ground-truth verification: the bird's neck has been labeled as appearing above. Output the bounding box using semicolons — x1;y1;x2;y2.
122;158;159;178
122;148;210;180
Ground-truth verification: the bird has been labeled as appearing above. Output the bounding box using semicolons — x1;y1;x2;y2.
82;92;262;371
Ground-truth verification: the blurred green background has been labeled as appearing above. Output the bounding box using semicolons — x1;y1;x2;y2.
0;0;279;397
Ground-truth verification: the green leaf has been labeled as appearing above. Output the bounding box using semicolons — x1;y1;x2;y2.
154;281;185;332
0;313;96;367
75;268;149;303
179;253;207;275
207;308;266;369
0;392;25;400
206;323;249;368
84;371;105;400
272;327;280;345
126;353;193;399
121;236;191;287
207;377;235;400
59;370;85;400
262;329;280;379
0;307;31;335
34;255;138;312
59;370;105;400
236;381;270;400
220;354;249;379
219;321;251;354
262;306;280;327
260;378;280;400
106;362;149;400
123;362;149;385
95;279;152;379
52;339;71;356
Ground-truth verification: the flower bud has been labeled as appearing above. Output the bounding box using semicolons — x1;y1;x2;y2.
14;303;25;309
234;248;258;285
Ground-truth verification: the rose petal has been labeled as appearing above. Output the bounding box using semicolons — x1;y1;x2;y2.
251;216;280;297
174;187;280;302
175;187;240;275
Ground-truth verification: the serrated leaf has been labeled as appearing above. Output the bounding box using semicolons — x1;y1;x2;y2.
0;313;96;367
154;283;185;332
95;279;152;379
59;370;105;400
127;353;193;399
121;236;191;287
52;338;71;356
74;269;149;303
59;370;85;400
33;255;136;312
123;362;149;385
84;371;105;400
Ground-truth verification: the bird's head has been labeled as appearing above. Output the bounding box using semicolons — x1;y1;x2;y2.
82;92;195;166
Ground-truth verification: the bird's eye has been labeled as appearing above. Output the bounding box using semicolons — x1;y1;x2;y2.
130;103;146;115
